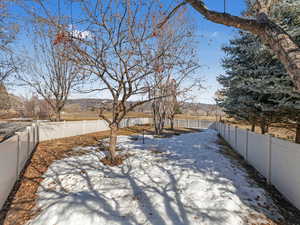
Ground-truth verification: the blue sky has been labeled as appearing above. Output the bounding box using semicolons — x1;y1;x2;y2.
11;0;246;104
190;0;246;104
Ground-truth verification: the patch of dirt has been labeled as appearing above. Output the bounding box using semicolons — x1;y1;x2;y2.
217;136;300;225
127;126;202;138
150;149;163;154
100;153;132;166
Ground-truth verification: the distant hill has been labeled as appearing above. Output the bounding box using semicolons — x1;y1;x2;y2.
65;98;223;116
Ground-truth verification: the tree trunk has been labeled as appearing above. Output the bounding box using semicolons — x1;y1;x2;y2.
170;115;175;130
108;123;118;161
251;123;255;132
152;101;165;135
184;1;300;90
295;122;300;144
55;110;61;121
261;26;300;90
260;119;267;134
170;119;174;130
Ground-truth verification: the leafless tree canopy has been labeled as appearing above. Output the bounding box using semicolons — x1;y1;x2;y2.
150;10;201;134
18;0;201;162
63;0;178;160
18;24;84;121
0;1;18;83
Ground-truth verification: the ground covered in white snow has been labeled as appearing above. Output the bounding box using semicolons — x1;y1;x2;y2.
27;129;283;225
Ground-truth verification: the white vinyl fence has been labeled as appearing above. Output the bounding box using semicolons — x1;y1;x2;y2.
0;125;39;210
0;117;150;209
165;119;214;129
214;122;300;210
39;118;150;141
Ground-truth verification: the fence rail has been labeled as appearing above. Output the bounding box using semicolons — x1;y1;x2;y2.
214;122;300;210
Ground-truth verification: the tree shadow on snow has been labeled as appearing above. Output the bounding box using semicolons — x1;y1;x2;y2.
25;129;299;225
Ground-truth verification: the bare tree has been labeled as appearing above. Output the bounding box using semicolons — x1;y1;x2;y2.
150;10;201;134
151;79;175;135
18;24;83;121
166;87;197;130
160;0;300;91
20;0;200;163
46;0;179;163
22;94;39;119
0;83;11;111
0;1;18;83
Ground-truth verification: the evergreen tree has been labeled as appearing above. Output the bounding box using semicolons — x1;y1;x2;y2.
217;0;300;142
217;32;285;134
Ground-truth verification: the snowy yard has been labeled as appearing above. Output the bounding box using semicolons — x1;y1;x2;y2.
27;129;283;225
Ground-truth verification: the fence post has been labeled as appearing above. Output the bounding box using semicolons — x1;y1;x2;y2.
198;120;200;129
222;123;225;137
235;126;237;149
37;122;40;143
267;134;273;184
177;119;179;128
186;119;189;128
16;133;21;178
33;124;36;148
27;127;31;157
245;129;249;161
228;125;230;142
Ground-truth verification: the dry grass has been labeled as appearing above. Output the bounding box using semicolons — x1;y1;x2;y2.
174;114;217;121
61;111;152;121
61;111;217;121
0;125;198;225
223;118;296;142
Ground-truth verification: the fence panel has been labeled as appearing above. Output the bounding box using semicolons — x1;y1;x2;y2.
219;123;223;137
236;128;247;158
18;131;29;174
223;124;229;143
215;122;300;210
228;126;236;148
39;120;110;141
271;138;300;209
247;132;269;178
84;120;98;134
188;120;197;128
0;136;18;208
39;122;62;141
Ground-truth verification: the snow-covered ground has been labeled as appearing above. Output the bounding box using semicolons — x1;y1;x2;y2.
28;129;282;225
